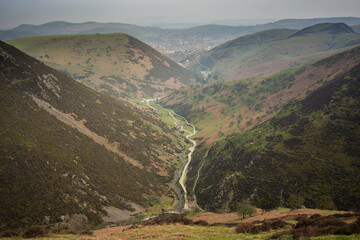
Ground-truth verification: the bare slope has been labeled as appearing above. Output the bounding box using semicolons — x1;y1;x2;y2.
0;41;183;229
8;33;194;99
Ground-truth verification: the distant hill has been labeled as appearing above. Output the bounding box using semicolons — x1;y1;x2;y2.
260;17;360;30
0;21;167;41
0;41;183;229
352;24;360;33
190;23;360;81
8;33;195;99
162;46;360;212
2;18;360;64
291;22;355;37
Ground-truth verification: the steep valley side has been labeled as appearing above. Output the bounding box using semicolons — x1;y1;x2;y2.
162;46;360;212
0;40;185;229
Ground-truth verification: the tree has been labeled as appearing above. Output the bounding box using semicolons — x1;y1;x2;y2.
237;202;256;219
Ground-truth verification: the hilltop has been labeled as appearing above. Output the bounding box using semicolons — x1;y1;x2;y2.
161;46;360;211
190;23;360;81
8;33;195;99
0;41;184;230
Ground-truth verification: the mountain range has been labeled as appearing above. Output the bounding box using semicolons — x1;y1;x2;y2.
2;17;360;64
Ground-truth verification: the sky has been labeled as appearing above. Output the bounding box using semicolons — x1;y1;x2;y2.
1;0;360;29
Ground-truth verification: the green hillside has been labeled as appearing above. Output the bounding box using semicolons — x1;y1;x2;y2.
7;33;194;99
161;46;360;211
0;41;183;229
162;46;360;145
190;23;360;82
192;62;360;212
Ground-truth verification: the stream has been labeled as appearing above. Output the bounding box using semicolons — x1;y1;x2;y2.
145;99;197;212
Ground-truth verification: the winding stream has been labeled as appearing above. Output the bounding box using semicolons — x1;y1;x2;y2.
178;116;197;210
145;99;197;212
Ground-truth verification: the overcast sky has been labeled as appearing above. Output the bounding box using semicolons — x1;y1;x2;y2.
1;0;360;29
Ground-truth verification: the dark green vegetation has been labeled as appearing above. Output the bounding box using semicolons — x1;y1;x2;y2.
7;33;194;99
162;46;360;212
191;23;360;81
0;41;183;229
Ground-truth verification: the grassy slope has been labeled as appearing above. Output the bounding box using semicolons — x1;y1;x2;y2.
7;33;194;99
0;41;183;229
162;46;360;212
162;46;360;145
191;23;360;81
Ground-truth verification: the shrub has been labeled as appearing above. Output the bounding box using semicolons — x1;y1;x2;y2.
265;219;288;229
249;224;264;234
294;214;307;222
291;226;316;239
309;214;321;219
236;202;257;219
1;230;18;238
142;214;193;226
79;230;93;235
22;226;48;238
269;230;291;239
235;223;253;233
193;220;209;226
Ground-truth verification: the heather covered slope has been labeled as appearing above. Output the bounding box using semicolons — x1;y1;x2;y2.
7;33;194;99
191;23;360;81
0;41;182;229
161;46;360;212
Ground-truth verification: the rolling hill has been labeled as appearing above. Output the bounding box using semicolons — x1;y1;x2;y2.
257;17;360;31
161;46;360;212
7;33;195;99
352;24;360;33
2;18;360;65
0;41;183;230
162;46;360;144
190;23;360;82
0;21;167;41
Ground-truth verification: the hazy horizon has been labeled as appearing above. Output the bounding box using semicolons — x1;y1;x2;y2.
1;0;360;29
